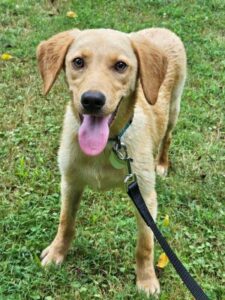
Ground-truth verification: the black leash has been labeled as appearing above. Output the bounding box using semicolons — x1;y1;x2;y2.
128;182;209;300
112;141;210;300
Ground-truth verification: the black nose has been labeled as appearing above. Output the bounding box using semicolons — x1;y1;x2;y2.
81;91;106;113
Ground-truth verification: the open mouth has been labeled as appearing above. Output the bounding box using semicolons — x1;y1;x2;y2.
78;100;121;156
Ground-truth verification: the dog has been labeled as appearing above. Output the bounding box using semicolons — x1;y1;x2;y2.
37;27;186;296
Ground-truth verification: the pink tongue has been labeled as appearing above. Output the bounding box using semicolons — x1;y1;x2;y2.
78;115;111;156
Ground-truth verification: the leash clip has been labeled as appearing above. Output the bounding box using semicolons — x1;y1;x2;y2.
124;173;137;190
113;140;137;190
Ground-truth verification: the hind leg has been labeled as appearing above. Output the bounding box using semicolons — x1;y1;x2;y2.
156;86;184;176
156;129;172;177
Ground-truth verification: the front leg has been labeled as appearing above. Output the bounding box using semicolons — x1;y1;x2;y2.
135;189;160;296
126;136;160;296
41;176;84;266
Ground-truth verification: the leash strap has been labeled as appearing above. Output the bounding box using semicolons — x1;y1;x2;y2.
127;181;209;300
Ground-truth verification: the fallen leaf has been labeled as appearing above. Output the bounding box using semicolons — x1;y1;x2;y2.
66;11;77;18
156;252;169;268
162;214;169;227
1;53;13;60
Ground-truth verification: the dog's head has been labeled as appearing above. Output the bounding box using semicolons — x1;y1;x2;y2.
37;29;167;156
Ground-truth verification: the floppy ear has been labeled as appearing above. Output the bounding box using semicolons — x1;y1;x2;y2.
37;30;78;95
131;36;168;105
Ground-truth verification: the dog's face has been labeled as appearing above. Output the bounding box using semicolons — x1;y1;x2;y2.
37;29;167;156
66;30;138;118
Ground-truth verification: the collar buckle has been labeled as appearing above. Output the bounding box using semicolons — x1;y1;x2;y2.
112;138;137;190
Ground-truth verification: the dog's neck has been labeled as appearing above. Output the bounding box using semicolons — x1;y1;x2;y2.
109;91;137;139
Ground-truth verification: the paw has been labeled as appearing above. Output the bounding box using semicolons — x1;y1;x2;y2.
137;276;160;297
40;244;66;266
156;164;168;177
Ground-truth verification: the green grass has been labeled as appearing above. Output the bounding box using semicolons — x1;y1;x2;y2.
0;0;224;299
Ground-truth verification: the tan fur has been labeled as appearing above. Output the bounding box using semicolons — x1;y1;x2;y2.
37;27;186;296
131;36;168;105
37;30;78;94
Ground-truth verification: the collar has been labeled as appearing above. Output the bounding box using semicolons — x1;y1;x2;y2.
108;118;133;143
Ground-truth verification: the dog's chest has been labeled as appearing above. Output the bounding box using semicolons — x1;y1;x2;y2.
78;150;126;190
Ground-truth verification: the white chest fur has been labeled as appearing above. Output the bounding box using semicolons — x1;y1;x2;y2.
58;135;127;191
77;145;127;190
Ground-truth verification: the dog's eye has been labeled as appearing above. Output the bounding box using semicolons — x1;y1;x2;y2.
72;57;85;69
114;61;128;73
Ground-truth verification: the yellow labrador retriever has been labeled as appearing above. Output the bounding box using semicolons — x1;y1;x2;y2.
37;28;186;296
